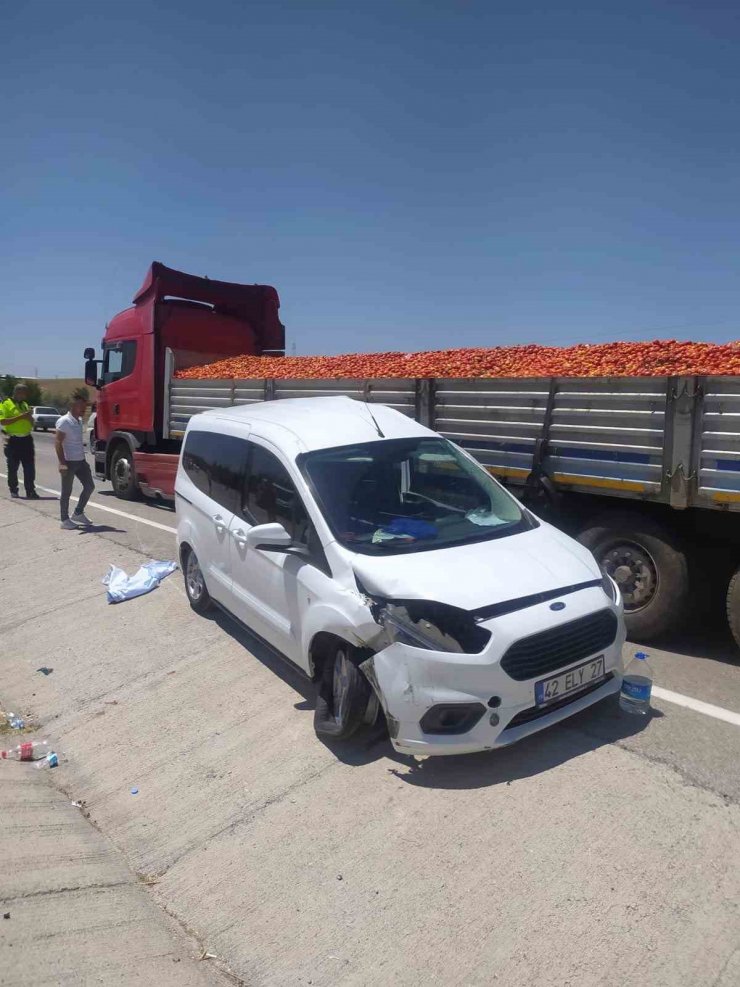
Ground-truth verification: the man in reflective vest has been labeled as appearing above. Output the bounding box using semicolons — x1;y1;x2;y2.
0;383;39;499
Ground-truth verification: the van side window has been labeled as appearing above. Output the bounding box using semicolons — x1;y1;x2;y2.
182;430;211;498
182;430;250;514
244;444;311;545
210;434;250;514
102;341;137;384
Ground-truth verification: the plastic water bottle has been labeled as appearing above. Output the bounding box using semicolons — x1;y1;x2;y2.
1;740;50;762
620;651;653;715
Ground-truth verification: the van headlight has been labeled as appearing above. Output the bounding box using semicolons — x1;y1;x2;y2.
600;569;619;603
378;602;490;654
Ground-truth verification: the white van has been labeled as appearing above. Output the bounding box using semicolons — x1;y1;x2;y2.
175;397;625;756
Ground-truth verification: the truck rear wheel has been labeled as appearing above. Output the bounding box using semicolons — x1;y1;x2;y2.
725;566;740;653
110;444;139;500
577;512;689;642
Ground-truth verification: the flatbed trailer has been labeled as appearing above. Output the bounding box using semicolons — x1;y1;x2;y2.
165;367;740;647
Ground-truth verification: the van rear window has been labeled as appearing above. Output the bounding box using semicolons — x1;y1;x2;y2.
181;429;249;514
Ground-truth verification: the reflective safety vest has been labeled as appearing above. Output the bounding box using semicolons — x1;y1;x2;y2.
0;399;33;437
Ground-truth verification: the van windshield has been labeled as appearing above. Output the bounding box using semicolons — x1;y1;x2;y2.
299;437;535;555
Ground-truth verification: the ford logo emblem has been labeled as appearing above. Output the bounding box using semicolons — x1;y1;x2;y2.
550;601;566;611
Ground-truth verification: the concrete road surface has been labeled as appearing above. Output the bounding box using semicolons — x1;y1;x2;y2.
0;758;226;986
1;448;739;986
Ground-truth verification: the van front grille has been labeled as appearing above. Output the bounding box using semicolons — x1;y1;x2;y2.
500;609;618;682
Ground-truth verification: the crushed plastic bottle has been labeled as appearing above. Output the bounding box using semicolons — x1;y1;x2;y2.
1;740;50;762
620;651;653;715
36;751;59;770
6;712;25;730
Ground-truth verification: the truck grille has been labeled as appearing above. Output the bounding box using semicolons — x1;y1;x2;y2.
500;609;618;682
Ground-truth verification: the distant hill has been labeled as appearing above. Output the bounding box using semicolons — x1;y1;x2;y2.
35;377;89;396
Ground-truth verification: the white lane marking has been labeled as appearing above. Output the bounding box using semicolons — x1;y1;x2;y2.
652;685;740;728
0;472;177;535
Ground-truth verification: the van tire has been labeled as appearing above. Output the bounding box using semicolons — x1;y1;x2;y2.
182;547;213;615
577;512;689;642
725;565;740;655
110;444;139;500
314;642;371;740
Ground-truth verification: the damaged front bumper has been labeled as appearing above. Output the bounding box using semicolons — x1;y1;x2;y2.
360;590;625;756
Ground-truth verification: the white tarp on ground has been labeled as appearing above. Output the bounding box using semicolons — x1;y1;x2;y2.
103;560;178;604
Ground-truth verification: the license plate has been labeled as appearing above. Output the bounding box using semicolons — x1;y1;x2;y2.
535;656;605;706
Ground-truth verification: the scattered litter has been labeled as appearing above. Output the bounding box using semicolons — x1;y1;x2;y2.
36;667;53;676
3;913;9;920
1;739;50;761
6;712;25;730
199;950;217;961
104;700;119;706
337;874;343;881
103;560;178;604
130;787;139;795
71;800;84;808
36;752;59;770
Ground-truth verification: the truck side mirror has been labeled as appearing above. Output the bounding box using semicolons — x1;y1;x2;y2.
84;359;99;388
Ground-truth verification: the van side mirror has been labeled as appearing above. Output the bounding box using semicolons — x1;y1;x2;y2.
246;522;293;550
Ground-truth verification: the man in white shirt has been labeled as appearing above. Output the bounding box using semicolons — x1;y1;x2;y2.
55;391;95;530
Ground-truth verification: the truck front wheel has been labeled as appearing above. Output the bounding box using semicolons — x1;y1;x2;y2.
725;566;740;653
577;512;689;642
109;444;139;500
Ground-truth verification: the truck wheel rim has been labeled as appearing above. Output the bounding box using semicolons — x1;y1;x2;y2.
333;650;351;724
113;455;131;490
186;553;204;601
601;542;658;612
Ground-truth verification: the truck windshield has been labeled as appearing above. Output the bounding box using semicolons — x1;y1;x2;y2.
299;437;535;555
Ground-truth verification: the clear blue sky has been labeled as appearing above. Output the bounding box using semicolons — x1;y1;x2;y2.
2;0;740;376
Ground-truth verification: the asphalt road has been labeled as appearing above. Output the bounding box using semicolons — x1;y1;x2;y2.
10;431;740;804
2;439;740;986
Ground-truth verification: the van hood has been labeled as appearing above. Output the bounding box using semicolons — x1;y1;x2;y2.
352;523;600;612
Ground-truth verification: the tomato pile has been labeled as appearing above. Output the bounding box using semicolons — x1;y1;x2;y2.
177;339;740;381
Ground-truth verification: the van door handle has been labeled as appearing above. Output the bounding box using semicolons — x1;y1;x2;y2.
213;514;226;532
113;403;120;414
232;527;248;547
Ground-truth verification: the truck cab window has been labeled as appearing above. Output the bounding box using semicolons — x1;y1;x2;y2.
103;341;137;384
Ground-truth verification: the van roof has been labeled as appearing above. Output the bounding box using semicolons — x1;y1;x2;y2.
195;396;430;452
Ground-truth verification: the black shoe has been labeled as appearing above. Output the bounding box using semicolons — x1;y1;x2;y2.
26;491;40;500
10;491;19;499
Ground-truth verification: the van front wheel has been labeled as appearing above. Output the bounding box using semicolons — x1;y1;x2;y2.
314;642;371;740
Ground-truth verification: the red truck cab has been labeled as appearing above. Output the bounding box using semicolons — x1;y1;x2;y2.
85;262;283;500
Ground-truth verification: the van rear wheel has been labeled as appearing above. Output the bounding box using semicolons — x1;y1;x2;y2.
183;547;213;615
